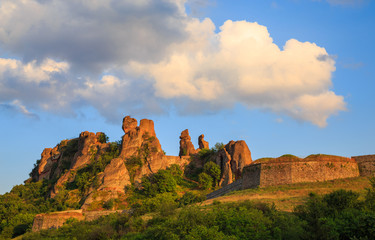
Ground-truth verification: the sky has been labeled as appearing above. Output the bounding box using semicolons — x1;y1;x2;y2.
0;0;374;194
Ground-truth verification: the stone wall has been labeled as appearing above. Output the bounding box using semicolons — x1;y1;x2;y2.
32;209;126;232
241;156;360;189
32;210;84;232
352;155;375;176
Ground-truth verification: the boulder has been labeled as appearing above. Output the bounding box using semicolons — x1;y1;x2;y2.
214;140;252;186
225;140;252;179
198;134;209;150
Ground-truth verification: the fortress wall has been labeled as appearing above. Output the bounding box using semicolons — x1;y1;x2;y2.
241;164;261;189
32;210;84;232
290;161;359;183
241;158;360;189
32;210;126;232
259;162;293;187
352;155;375;176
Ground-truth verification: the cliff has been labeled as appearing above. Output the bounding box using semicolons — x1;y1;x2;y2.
29;115;251;210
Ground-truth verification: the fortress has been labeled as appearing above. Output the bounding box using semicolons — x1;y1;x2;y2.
30;115;375;230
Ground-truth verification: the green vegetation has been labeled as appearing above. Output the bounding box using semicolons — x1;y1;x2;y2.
18;179;375;239
198;172;213;190
98;133;109;144
198;161;221;190
66;142;120;195
186;142;223;185
0;181;79;239
126;165;204;216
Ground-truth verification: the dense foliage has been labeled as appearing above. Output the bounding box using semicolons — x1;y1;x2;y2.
12;180;375;240
0;181;78;239
0;140;121;239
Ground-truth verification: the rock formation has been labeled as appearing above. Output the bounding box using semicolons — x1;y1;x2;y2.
179;129;196;156
198;134;209;150
29;115;253;211
215;140;252;186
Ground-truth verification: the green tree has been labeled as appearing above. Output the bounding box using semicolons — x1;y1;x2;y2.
203;161;221;187
198;172;213;190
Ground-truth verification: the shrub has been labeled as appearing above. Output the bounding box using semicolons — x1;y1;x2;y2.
198;173;213;190
179;192;205;207
103;199;114;210
98;133;109;144
203;162;221;187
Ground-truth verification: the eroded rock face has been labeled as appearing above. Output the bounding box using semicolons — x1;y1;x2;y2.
70;131;109;170
36;147;60;181
215;140;252;186
179;129;196;156
97;116;166;198
120;117;162;159
215;148;233;186
122;116;138;134
198;134;209;150
225;140;252;179
100;158;130;193
51;132;109;197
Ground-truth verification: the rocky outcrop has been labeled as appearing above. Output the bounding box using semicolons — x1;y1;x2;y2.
35;147;60;181
30;115;254;210
50;132;109;197
225;140;252;179
179;129;196;156
70;132;109;170
215;140;252;186
120;117;163;159
198;134;209;150
83;116;179;208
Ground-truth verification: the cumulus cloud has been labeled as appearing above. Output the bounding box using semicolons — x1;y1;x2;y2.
0;0;346;127
0;0;187;72
128;20;345;127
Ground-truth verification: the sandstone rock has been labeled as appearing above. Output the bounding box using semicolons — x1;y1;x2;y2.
215;148;233;186
214;140;252;186
179;129;196;156
120;116;162;160
70;131;108;170
100;158;130;193
139;119;157;137
225;140;252;179
122;116;138;134
198;134;209;150
36;146;60;181
51;132;109;197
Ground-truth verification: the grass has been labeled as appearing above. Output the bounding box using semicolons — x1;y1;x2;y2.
203;176;371;212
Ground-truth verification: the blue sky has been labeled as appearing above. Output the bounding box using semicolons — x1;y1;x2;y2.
0;0;374;194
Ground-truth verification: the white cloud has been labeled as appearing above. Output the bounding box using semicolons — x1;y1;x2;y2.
0;0;346;127
128;20;345;127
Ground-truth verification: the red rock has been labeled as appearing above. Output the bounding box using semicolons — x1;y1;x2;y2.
225;140;252;179
198;134;209;149
122;116;138;134
179;129;197;156
214;140;252;186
